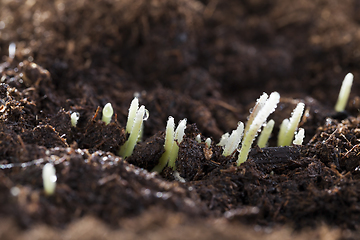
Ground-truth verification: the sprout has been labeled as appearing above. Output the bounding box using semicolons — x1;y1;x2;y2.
222;122;244;156
244;93;268;134
102;103;114;125
118;98;149;158
257;119;275;148
153;117;187;172
278;102;305;146
42;163;57;196
195;134;202;143
293;128;305;145
205;138;212;149
71;112;80;127
335;73;354;112
237;92;280;165
9;42;16;59
126;97;139;133
277;119;289;146
218;133;230;147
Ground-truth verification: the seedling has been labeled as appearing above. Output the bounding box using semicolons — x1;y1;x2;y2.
42;163;57;196
153;116;187;172
118;98;149;158
277;119;289;146
125;97;139;133
195;134;202;143
257;119;275;148
277;102;305;146
218;133;230;147
222;122;244;157
102;103;114;125
237;92;280;165
205;138;212;149
71;112;80;127
244;92;268;134
9;42;16;59
335;73;354;112
293;128;305;145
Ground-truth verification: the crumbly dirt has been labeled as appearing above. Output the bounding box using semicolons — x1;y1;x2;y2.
1;0;360;239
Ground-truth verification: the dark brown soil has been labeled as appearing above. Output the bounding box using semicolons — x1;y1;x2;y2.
1;0;360;239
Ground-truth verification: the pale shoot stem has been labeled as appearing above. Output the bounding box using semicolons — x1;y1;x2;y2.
257;119;275;148
282;102;305;146
237;92;280;165
71;112;80;127
119;105;147;158
42;163;57;196
277;118;289;147
335;73;354;112
244;93;268;135
102;103;114;125
222;122;244;156
293;128;305;145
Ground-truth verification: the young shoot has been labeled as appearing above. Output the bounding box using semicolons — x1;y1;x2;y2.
278;102;305;146
205;138;212;149
9;42;16;59
237;92;280;165
257;119;275;148
152;117;187;172
42;163;57;196
118;99;149;158
277;119;289;146
244;92;268;134
126;97;139;133
218;133;230;147
335;73;354;112
195;134;202;143
293;128;305;145
71;112;80;127
222;122;244;156
102;103;114;125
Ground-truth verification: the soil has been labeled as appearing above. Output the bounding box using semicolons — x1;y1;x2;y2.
1;0;360;239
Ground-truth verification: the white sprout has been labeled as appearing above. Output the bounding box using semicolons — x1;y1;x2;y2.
279;102;305;147
237;92;280;165
244;92;268;134
335;73;354;112
42;163;57;196
257;119;275;148
277;118;289;146
126;97;139;133
222;122;244;156
9;42;16;59
195;134;202;143
218;133;230;147
119;98;149;158
70;112;80;127
293;128;305;145
102;103;114;125
153;117;187;172
205;138;212;149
